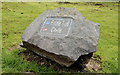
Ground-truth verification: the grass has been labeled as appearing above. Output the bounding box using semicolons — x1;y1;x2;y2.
2;2;118;73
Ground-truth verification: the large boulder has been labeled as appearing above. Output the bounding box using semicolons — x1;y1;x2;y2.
21;7;100;67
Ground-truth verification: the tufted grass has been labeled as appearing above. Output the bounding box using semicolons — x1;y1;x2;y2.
2;2;118;73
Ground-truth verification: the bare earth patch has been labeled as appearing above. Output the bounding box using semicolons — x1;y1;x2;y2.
19;49;102;73
85;57;102;72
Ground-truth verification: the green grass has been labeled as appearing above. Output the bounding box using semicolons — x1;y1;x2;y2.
2;2;118;73
2;49;55;73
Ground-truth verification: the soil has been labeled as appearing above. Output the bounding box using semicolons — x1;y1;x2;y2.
19;49;102;73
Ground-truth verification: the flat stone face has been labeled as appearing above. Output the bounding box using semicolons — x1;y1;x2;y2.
22;7;100;67
40;17;73;37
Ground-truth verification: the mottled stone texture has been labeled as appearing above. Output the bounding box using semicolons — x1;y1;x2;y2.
21;7;100;67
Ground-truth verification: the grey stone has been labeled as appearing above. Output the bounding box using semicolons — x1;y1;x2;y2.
21;7;100;67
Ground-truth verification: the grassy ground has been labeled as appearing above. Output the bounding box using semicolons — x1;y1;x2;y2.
2;2;118;73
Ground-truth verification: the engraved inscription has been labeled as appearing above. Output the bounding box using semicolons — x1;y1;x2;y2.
40;18;73;36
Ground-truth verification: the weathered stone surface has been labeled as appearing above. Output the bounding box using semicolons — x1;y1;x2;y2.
21;7;100;67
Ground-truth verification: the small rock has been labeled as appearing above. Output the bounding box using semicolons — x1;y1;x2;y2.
21;12;24;14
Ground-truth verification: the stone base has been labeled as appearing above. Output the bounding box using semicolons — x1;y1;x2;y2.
21;42;93;67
